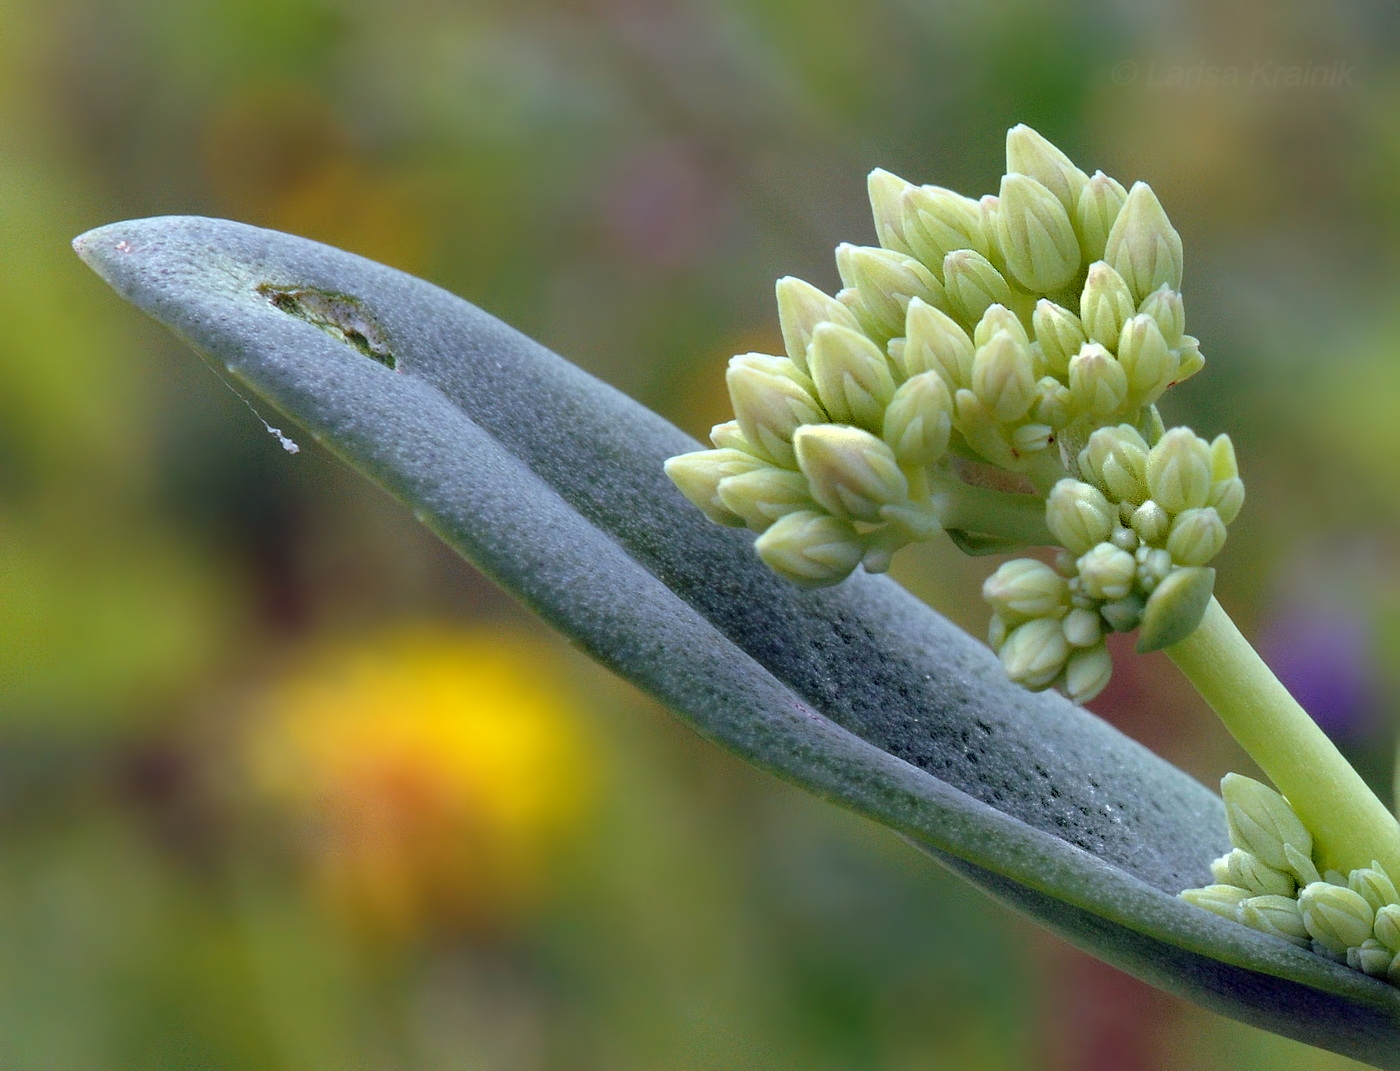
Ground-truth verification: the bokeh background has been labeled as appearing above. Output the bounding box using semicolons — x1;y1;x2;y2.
4;0;1400;1067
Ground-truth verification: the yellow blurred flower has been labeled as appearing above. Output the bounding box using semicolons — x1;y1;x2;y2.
244;623;595;939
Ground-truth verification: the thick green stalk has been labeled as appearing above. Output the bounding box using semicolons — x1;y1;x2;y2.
930;478;1054;546
1168;597;1400;878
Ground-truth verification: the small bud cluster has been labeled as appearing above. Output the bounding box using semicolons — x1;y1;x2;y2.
985;424;1244;702
1181;774;1400;982
665;124;1241;698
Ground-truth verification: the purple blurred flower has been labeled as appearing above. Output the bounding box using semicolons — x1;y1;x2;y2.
1259;602;1378;742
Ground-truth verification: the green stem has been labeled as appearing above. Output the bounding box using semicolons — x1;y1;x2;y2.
1167;597;1400;878
930;478;1054;546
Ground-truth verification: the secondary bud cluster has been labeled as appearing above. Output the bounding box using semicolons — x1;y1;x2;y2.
983;424;1242;701
1181;775;1400;983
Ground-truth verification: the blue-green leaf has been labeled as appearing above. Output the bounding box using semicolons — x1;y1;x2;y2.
75;217;1400;1067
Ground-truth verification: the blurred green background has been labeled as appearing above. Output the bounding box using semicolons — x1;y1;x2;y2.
4;0;1400;1067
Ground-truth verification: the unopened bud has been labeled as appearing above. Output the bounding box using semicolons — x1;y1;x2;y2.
1032;299;1086;377
1046;479;1116;554
1062;606;1103;648
1068;343;1130;419
944;249;1013;325
836;243;948;340
1166;507;1227;567
708;420;751;453
1063;642;1113;703
754;509;864;587
953;389;1016;469
1179;884;1251;920
716;467;813;531
999;617;1071;690
1136;565;1214;652
883;372;953;466
1104;181;1184;302
665;448;768;526
995;173;1080;293
983;558;1069;623
1130;500;1170;545
1212;849;1296;897
867;168;918;256
794;424;909;524
973;303;1030;350
1004;124;1090;215
1100;594;1145;632
1238;895;1310;946
1350;863;1399;914
1079;262;1136;347
1299;881;1375;955
1146;428;1213;514
1352;939;1393;978
808;323;897;430
903;185;991;265
1079;424;1150;504
1285;843;1322;888
1117;313;1176;404
1138;285;1185;346
776;276;862;374
727;354;826;467
1075;170;1128;263
972;330;1037;422
1077;543;1138;600
1220;773;1313;873
1032;377;1076;429
1374;904;1400;952
901;297;975;386
1175;335;1205;382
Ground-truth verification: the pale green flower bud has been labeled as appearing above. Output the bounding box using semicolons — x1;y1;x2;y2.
999;617;1070;690
1100;594;1145;632
953;389;1016;469
1285;843;1322;888
665;448;769;526
972;330;1037;423
1079;262;1136;347
867;168;918;256
1032;377;1075;430
972;303;1030;350
1068;343;1130;419
1032;299;1086;377
836;244;948;340
1136;565;1214;652
1063;642;1113;703
1138;285;1185;347
776;276;863;374
1046;479;1116;554
1004;124;1090;215
1011;423;1053;454
716;467;814;531
901;297;975;386
903;185;991;265
808;322;897;430
1351;939;1393;978
1078;543;1137;600
987;612;1008;650
1130;500;1170;546
1075;170;1128;263
944;249;1013;325
1062;606;1103;648
793;424;909;524
727;353;827;468
754;509;864;587
1175;335;1205;381
1238;895;1311;946
1179;884;1251;920
1117;313;1177;404
1349;863;1399;914
1146;428;1213;514
983;558;1069;623
883;371;953;466
1207;434;1246;526
1166;507;1227;567
1079;425;1150;504
1299;881;1375;955
1136;546;1174;590
1220;773;1313;873
1212;849;1296;897
1104;181;1184;303
1374;904;1400;952
995;173;1080;293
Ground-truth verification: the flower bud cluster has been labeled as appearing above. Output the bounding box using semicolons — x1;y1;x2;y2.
984;424;1243;702
666;125;1210;594
1181;774;1400;983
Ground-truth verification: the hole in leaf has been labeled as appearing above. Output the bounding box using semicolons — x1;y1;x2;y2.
257;284;395;369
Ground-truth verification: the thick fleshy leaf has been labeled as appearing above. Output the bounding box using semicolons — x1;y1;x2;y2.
75;217;1400;1067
